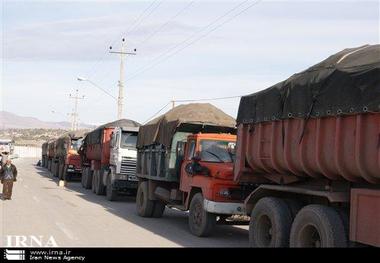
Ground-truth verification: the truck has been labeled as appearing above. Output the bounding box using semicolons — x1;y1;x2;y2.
47;140;56;173
54;131;86;181
234;44;380;247
80;119;140;201
135;103;248;237
41;141;49;168
0;139;14;155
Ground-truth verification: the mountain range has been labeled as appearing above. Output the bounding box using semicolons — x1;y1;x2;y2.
0;111;95;129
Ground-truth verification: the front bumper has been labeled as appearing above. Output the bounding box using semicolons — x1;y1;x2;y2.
203;199;246;215
113;179;138;191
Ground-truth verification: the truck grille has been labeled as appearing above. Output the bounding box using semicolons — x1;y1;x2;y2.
121;157;137;181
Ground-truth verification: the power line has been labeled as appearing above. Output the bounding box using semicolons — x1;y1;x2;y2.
137;0;196;47
143;94;244;124
126;0;259;82
84;0;162;81
143;101;171;124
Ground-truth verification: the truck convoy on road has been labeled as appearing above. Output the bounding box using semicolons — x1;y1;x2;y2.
79;119;140;201
39;44;380;247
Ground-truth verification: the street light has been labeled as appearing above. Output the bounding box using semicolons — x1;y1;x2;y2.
77;76;117;100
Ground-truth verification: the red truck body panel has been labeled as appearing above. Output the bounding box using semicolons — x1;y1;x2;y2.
234;113;380;185
85;127;113;167
350;188;380;247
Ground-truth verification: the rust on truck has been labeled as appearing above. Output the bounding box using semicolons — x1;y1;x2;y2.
235;44;380;247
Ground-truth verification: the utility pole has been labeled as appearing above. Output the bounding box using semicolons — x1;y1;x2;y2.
69;89;85;131
110;38;136;119
171;100;175;109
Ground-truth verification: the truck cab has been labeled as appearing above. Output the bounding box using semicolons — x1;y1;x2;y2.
64;137;83;176
106;126;139;199
178;133;244;214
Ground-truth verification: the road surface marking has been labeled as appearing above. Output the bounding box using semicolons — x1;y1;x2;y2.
55;222;76;240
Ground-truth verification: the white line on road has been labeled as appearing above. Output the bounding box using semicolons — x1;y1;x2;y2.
55;222;76;241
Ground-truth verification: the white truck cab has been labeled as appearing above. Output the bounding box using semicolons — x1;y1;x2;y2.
104;126;139;200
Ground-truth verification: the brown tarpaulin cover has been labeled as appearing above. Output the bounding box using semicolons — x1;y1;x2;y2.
137;103;236;148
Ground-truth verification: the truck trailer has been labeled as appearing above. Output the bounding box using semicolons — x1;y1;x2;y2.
80;119;140;201
235;44;380;247
41;141;49;168
135;103;247;237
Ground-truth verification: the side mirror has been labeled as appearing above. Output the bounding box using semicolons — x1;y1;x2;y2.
176;141;186;158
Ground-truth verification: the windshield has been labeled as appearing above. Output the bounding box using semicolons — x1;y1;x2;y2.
200;140;236;163
120;132;138;149
71;138;83;151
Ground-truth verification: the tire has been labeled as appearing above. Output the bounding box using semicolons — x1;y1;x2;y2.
81;168;87;188
289;205;348;248
152;201;166;218
136;181;154;217
106;173;118;201
63;165;68;181
58;164;64;180
48;160;51;171
188;193;216;237
92;170;97;193
249;197;293;247
95;169;105;195
86;168;93;190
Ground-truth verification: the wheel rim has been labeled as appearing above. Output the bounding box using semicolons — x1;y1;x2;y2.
192;201;203;228
298;224;321;247
256;215;273;247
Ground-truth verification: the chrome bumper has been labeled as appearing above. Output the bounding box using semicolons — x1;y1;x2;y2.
203;199;246;215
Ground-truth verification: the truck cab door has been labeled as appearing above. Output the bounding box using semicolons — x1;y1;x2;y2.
110;130;119;165
179;139;196;193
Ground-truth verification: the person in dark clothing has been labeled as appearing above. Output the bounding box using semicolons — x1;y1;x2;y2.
0;159;17;200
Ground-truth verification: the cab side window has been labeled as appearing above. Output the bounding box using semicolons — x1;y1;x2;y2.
187;140;196;160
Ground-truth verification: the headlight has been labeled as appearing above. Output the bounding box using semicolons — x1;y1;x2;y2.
218;188;231;198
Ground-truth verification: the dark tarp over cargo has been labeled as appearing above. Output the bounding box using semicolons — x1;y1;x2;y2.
55;130;87;157
237;44;380;124
137;103;236;148
85;119;140;146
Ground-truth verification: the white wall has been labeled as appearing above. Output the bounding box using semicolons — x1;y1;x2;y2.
13;146;41;158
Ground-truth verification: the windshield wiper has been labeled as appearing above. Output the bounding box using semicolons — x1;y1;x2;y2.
204;150;226;163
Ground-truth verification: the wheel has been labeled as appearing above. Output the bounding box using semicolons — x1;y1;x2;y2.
188;193;216;237
58;164;64;180
81;168;87;188
48;160;51;171
63;165;68;181
92;170;97;193
95;169;105;195
289;205;347;247
136;181;154;217
86;168;93;189
249;197;293;247
152;201;166;218
106;173;118;201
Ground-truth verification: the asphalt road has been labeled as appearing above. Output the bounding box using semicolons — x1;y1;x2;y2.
0;158;249;247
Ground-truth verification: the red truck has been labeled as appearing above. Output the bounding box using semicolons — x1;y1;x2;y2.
234;44;380;247
54;131;86;181
80;119;140;200
136;103;247;237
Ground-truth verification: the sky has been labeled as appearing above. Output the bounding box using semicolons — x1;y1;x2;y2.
1;0;379;126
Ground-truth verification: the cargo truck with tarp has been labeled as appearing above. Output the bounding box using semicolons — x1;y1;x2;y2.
47;140;56;173
235;44;380;247
136;103;248;237
79;119;140;201
53;131;86;181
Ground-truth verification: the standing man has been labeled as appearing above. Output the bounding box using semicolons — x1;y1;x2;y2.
0;159;17;200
